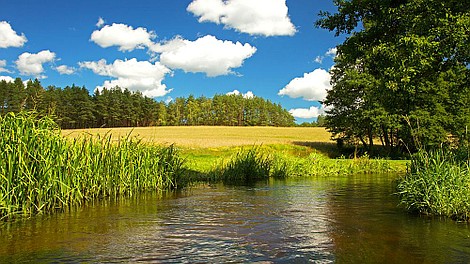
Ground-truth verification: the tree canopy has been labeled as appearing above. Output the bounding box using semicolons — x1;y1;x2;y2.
317;0;470;152
0;78;295;128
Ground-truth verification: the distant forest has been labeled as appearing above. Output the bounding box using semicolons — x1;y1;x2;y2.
0;78;297;129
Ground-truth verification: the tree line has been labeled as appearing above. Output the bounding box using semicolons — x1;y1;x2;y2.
0;78;296;129
317;0;470;152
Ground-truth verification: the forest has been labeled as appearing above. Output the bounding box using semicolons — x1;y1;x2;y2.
0;78;296;129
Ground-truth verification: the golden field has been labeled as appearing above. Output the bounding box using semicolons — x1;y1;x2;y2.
62;126;334;148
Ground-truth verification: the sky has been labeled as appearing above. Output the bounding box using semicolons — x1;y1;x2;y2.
0;0;343;123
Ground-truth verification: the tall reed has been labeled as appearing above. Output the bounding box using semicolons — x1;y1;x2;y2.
396;149;470;220
0;112;185;220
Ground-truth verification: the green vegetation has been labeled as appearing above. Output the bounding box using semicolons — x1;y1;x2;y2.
317;0;470;152
0;112;403;221
0;79;295;129
396;148;470;221
191;146;399;185
0;112;185;221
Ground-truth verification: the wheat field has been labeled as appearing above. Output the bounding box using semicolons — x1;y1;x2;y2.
62;126;333;148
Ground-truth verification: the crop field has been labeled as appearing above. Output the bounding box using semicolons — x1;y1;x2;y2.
62;126;334;148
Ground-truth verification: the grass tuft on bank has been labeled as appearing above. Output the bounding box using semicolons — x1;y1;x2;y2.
396;148;470;221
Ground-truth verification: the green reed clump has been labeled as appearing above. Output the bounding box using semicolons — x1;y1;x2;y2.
211;147;273;184
0;112;186;220
396;149;470;221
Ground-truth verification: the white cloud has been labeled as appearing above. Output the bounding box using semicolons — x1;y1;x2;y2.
152;35;256;77
56;65;75;75
0;60;10;73
96;17;105;28
314;47;337;64
90;23;156;51
79;58;172;97
187;0;296;37
325;47;337;57
289;105;327;119
227;89;254;99
0;76;14;83
314;56;323;64
0;21;27;48
278;69;331;101
15;50;56;78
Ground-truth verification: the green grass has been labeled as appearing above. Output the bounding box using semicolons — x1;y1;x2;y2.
0;112;186;221
187;146;402;185
396;149;470;221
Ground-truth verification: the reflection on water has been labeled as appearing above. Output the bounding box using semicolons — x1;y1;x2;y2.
1;175;470;263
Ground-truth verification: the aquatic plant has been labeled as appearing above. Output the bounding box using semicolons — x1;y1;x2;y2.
396;149;470;221
0;112;186;220
212;147;273;184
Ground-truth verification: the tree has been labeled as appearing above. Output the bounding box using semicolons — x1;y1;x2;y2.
317;0;470;151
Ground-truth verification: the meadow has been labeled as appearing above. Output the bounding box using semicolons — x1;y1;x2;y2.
63;126;403;176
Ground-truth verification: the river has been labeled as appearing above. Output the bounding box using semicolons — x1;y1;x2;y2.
1;174;470;263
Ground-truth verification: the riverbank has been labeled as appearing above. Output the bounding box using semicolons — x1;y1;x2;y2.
1;114;406;221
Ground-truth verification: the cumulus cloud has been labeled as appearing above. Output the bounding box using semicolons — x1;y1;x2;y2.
15;50;56;78
278;69;331;101
0;21;27;48
227;89;254;99
90;23;156;51
288;105;327;119
79;58;172;97
96;17;105;28
152;35;256;77
0;76;14;83
187;0;296;37
56;65;75;75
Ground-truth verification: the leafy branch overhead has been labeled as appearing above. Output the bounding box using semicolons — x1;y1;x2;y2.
317;0;470;151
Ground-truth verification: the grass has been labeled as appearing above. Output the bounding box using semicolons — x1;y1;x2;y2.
1;116;406;221
64;126;407;181
0;113;186;221
396;148;470;221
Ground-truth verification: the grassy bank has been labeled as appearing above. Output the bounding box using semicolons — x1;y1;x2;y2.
185;146;402;184
396;149;470;221
2;115;406;220
0;113;185;220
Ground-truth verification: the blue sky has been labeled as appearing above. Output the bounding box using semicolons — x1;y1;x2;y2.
0;0;342;123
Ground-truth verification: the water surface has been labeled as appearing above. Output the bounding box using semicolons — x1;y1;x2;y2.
1;174;470;263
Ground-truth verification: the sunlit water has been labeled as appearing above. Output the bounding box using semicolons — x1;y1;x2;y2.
2;174;470;263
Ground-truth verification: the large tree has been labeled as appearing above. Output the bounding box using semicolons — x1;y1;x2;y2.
317;0;470;151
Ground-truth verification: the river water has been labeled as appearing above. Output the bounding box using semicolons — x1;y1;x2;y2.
1;174;470;263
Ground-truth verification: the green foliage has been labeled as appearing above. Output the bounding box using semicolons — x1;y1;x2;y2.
0;80;295;128
318;0;470;152
396;149;470;221
0;112;186;220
